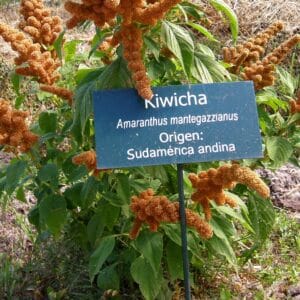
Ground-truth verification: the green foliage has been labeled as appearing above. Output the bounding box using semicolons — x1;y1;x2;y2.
1;1;299;298
209;0;239;42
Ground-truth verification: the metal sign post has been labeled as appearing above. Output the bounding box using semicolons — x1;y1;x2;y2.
177;163;192;299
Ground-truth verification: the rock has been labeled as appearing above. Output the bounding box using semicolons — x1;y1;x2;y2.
257;164;300;212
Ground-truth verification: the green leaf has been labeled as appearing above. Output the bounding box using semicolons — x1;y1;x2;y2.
212;202;249;230
148;59;166;80
28;206;40;228
248;193;275;243
192;51;230;83
16;186;26;203
206;235;237;266
80;176;99;208
53;30;65;60
37;164;59;188
162;223;182;246
72;56;133;136
10;71;21;95
188;22;218;42
97;264;120;291
103;191;125;207
166;240;183;280
266;136;293;168
133;231;163;273
209;0;239;42
89;235;115;281
97;200;120;230
39;111;57;134
287;113;300;127
62;156;88;182
161;21;194;75
64;40;81;62
87;213;104;246
210;215;235;240
178;2;205;20
5;160;27;195
64;182;84;208
144;36;160;61
116;173;130;205
39;195;67;235
14;95;25;109
130;256;162;300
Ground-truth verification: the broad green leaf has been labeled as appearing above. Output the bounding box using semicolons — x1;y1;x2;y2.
37;164;59;188
212;202;249;230
266;136;293;168
188;22;218;42
39;112;57;134
87;213;104;246
10;71;21;95
14;95;25;109
206;235;237;266
103;191;126;207
247;193;275;243
80;176;99;208
72;56;133;135
39;195;67;235
191;54;214;83
134;231;163;273
148;59;166;80
62;156;87;182
276;66;298;96
166;240;183;280
5;160;27;195
97;264;120;291
53;30;65;60
161;21;194;75
192;51;230;83
209;0;239;42
16;186;26;203
287;113;300;127
256;90;288;112
97;200;120;230
89;235;115;281
162;223;182;246
64;182;84;208
131;256;162;300
116;173;130;205
210;216;235;240
75;67;103;85
144;36;160;61
178;2;205;20
64;39;81;62
28;206;40;228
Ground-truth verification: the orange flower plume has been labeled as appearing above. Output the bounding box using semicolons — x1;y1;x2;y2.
129;188;213;239
40;85;74;105
19;0;63;46
223;21;284;73
0;22;60;85
65;0;183;100
189;164;270;221
0;1;73;103
0;99;38;152
72;150;100;176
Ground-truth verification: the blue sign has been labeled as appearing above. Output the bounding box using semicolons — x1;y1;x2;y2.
93;82;262;169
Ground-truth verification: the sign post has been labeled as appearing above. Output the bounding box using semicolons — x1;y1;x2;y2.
93;81;262;299
177;163;192;300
